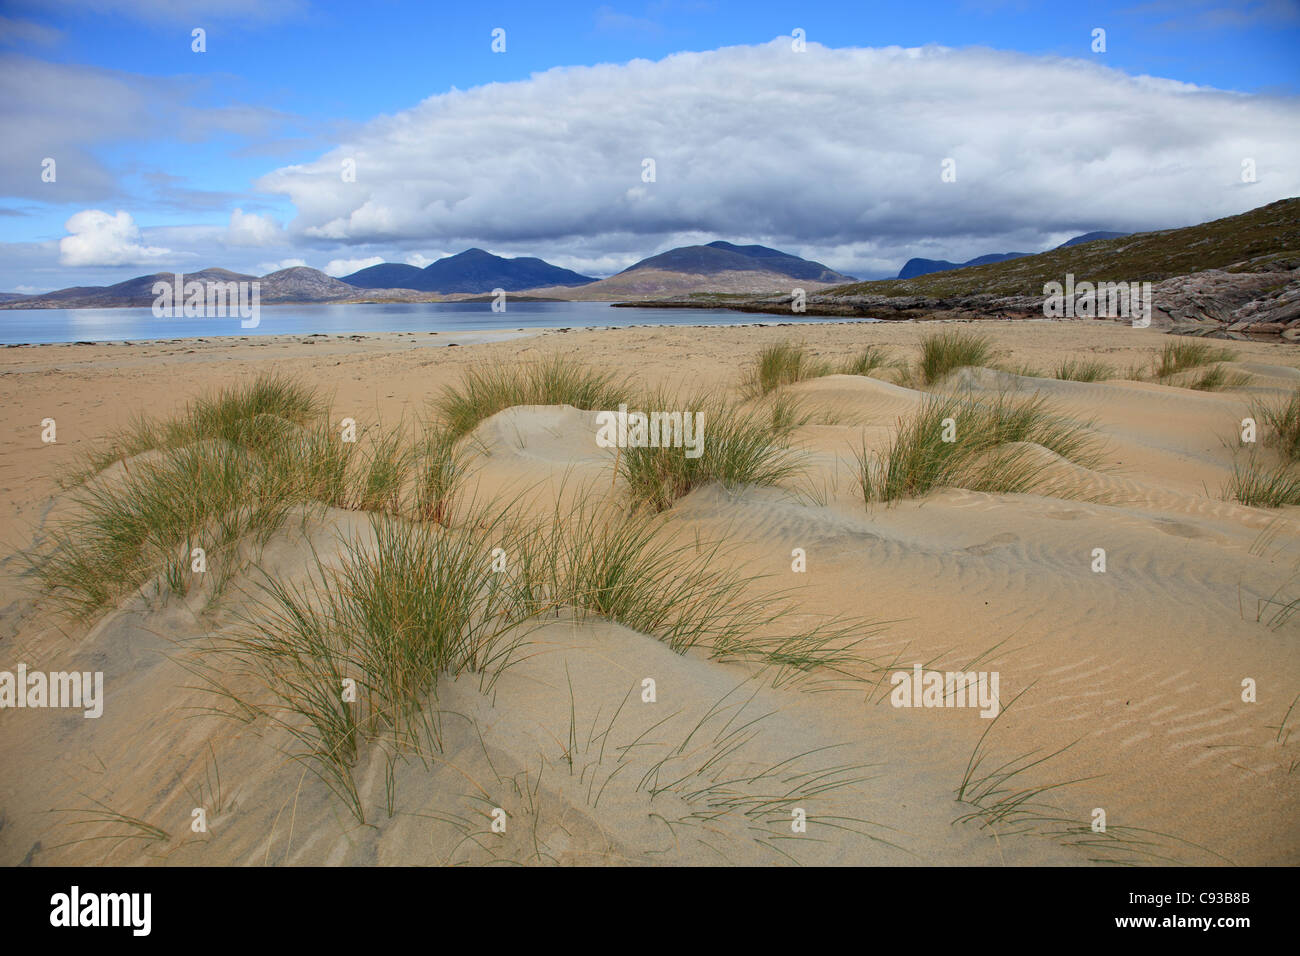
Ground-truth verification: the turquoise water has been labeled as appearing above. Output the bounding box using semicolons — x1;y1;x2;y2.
0;301;869;345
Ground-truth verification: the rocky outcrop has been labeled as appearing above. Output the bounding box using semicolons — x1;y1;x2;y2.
1149;261;1300;338
618;290;1051;322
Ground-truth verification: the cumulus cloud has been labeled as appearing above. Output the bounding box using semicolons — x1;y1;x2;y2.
259;41;1300;276
324;256;383;277
226;208;282;246
58;209;172;266
257;257;307;273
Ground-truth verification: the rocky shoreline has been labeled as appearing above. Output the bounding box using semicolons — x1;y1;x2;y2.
615;259;1300;340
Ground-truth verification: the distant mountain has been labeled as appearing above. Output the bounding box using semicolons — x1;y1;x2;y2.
1055;231;1128;249
822;198;1298;299
898;252;1029;280
523;240;857;300
622;240;855;284
897;232;1132;279
341;262;426;288
260;266;366;301
3;268;257;309
342;248;595;293
0;266;393;310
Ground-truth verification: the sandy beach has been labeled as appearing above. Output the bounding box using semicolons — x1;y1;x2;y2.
1;319;1297;866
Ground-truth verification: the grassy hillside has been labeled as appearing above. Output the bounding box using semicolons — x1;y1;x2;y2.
823;197;1299;299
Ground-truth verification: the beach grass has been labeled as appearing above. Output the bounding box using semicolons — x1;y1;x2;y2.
51;796;172;854
840;345;899;378
1252;385;1300;462
203;488;880;822
742;342;902;399
1150;341;1238;380
36;373;505;614
263;420;356;509
1224;386;1300;507
915;329;996;386
1052;358;1115;382
617;390;804;512
741;342;833;397
34;441;294;616
1186;364;1252;392
434;354;628;438
221;506;528;820
41;367;881;826
83;374;323;474
411;421;469;525
354;422;410;514
761;391;815;439
855;391;1101;503
1225;453;1300;508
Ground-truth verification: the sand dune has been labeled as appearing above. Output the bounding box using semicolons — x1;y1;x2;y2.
1;321;1296;866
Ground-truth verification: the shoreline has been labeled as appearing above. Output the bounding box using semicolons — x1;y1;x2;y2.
1;329;537;351
0;317;886;350
0;293;586;311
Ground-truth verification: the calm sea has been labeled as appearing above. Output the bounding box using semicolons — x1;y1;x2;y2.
0;301;870;346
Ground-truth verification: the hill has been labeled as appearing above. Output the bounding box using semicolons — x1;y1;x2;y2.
341;249;595;293
826;198;1299;299
526;240;856;299
1056;231;1129;249
623;240;854;284
898;252;1030;280
615;199;1300;337
896;232;1132;280
0;266;438;309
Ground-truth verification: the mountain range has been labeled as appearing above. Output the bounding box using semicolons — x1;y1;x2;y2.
341;240;854;297
1;241;858;308
520;240;856;299
341;248;595;292
897;231;1129;279
617;199;1298;339
0;267;368;310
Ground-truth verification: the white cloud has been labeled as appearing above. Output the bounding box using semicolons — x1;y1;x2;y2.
404;253;436;267
0;54;290;202
324;256;383;277
257;257;307;273
58;209;172;266
226;208;282;246
259;41;1300;276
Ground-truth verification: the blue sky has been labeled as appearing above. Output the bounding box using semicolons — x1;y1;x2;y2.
2;0;1298;291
